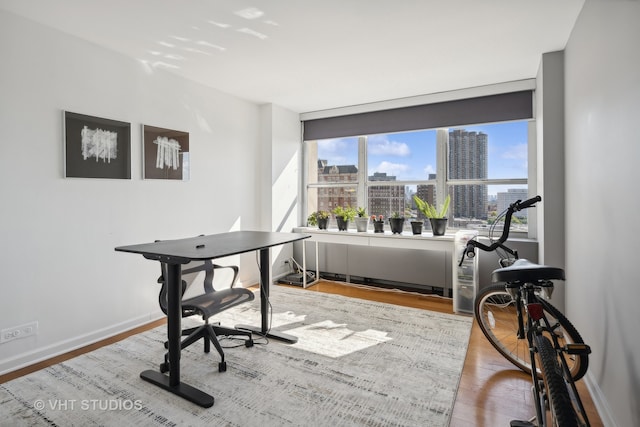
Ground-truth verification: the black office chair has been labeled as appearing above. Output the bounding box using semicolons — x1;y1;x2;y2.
157;259;255;373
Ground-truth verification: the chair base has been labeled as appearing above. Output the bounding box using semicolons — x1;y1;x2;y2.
161;322;253;374
235;323;298;344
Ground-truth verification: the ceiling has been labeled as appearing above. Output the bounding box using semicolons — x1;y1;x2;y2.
0;0;584;113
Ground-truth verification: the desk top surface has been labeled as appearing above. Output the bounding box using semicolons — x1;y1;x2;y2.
115;231;310;263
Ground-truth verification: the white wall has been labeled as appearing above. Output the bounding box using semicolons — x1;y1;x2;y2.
259;104;303;279
0;11;266;374
564;2;640;426
536;51;567;311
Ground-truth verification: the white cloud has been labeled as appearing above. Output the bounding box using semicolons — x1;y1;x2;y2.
317;138;356;166
423;164;436;176
319;138;352;153
371;161;410;177
368;135;410;157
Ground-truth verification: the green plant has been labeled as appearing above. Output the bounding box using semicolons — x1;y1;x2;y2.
391;211;403;219
413;194;451;219
307;210;330;226
332;206;357;221
356;207;367;217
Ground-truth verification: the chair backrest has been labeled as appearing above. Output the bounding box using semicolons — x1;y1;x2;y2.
157;259;239;316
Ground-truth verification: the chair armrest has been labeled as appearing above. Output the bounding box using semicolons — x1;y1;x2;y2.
212;264;239;287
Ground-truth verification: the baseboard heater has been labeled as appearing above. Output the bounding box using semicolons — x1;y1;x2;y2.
282;268;448;297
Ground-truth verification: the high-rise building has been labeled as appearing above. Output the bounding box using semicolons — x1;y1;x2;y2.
448;129;488;219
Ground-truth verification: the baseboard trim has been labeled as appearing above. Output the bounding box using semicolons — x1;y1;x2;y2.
0;314;164;377
584;371;617;427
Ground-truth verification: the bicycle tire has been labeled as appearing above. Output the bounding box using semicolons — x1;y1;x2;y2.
534;334;579;427
474;284;588;381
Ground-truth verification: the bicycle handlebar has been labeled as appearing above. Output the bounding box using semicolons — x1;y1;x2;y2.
458;195;541;266
515;195;541;211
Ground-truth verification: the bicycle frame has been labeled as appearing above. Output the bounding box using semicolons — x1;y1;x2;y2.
465;195;591;426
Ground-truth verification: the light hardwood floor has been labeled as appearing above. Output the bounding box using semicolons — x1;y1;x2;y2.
0;280;603;426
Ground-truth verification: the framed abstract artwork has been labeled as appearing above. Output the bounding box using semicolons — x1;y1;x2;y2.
142;125;190;180
64;111;131;179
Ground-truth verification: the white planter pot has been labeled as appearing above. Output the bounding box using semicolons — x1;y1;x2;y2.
355;217;369;232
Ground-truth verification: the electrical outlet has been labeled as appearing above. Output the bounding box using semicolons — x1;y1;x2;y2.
1;321;38;344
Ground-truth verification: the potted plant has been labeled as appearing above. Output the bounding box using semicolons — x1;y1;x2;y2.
307;210;330;230
388;211;405;234
413;194;451;236
410;216;423;235
332;206;356;231
354;207;369;232
371;215;385;233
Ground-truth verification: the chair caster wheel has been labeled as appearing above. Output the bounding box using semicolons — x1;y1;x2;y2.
218;361;227;372
245;338;254;348
160;362;170;373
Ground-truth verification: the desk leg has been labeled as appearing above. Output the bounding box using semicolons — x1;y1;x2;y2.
236;247;298;344
140;262;214;408
166;262;181;386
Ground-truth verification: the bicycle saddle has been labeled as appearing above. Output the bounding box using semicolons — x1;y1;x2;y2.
492;259;565;284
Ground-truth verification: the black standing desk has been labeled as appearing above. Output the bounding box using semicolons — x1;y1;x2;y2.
115;231;310;408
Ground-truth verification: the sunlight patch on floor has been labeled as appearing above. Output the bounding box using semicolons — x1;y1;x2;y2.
285;319;392;358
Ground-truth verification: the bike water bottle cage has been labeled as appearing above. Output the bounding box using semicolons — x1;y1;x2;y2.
492;259;565;284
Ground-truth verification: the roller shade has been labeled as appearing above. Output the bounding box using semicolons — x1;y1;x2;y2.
303;90;533;141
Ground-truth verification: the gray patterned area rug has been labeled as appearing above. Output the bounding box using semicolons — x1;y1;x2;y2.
0;286;472;426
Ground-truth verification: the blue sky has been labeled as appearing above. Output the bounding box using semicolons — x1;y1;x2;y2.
318;121;528;194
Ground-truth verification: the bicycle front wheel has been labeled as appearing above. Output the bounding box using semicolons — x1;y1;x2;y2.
474;284;588;380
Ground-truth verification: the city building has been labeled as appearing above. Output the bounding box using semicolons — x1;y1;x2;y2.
317;160;358;212
448;129;488;219
368;172;405;217
415;174;437;220
497;188;530;218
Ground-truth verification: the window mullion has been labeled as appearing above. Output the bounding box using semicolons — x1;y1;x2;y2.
436;129;448;210
357;136;367;209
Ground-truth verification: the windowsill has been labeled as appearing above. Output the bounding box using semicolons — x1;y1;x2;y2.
293;226;456;241
293;226;536;243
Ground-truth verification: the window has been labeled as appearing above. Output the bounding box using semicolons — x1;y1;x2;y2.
303;89;534;233
305;120;531;233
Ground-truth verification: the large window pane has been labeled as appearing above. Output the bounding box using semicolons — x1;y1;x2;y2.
449;122;528;180
306;137;359;219
447;122;528;224
367;130;437;181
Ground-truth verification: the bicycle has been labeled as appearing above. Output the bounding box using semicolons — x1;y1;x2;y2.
459;195;592;427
